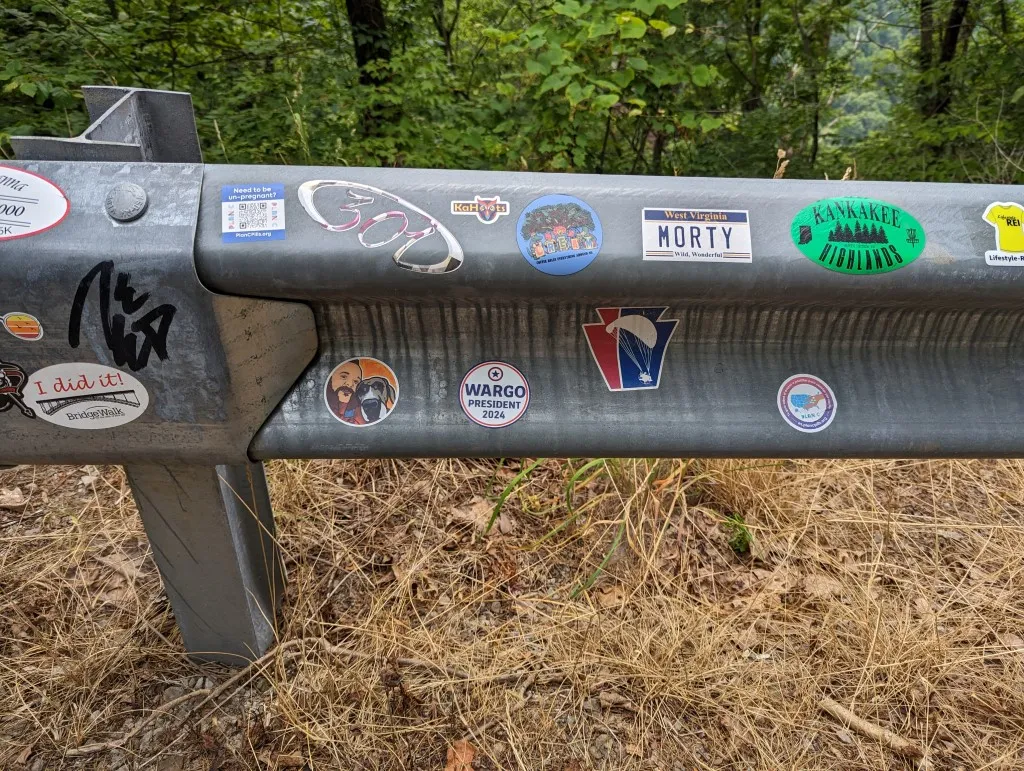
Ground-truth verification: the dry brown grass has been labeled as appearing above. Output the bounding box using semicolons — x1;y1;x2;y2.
2;458;1024;770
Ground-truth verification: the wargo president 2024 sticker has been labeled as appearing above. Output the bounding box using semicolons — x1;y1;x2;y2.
791;197;925;275
460;361;530;428
0;166;69;241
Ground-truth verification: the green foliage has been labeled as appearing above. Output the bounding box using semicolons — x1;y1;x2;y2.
723;512;753;556
1;0;1022;183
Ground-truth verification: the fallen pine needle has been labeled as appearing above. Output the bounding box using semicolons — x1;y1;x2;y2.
819;695;932;770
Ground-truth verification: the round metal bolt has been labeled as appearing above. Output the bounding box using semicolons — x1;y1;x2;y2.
105;182;149;222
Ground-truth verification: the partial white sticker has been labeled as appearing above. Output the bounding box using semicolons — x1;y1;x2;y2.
982;202;1024;266
25;363;149;430
221;184;285;243
460;361;530;428
0;165;69;241
777;374;836;433
642;208;752;262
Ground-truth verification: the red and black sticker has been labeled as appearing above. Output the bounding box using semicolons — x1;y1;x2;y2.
0;359;36;419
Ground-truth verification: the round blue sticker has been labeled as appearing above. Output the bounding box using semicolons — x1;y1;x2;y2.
516;194;603;276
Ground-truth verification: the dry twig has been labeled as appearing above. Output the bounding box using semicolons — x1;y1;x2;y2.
819;695;932;770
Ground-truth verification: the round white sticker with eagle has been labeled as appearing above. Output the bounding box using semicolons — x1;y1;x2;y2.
0;165;70;241
24;363;149;429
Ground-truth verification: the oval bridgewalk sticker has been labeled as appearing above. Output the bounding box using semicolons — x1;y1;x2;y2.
0;166;69;241
791;197;924;275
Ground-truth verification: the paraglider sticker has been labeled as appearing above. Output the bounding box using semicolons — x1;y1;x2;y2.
516;194;603;276
777;374;836;433
324;357;399;428
459;361;530;428
583;307;678;391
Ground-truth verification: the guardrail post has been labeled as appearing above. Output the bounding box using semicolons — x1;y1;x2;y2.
125;462;283;664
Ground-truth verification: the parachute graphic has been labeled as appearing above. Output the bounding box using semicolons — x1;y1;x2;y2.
605;315;658;384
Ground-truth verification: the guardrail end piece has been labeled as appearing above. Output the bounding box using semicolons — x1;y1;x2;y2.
125;461;283;665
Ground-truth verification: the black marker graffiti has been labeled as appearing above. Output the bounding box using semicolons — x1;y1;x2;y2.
0;359;35;419
68;261;177;372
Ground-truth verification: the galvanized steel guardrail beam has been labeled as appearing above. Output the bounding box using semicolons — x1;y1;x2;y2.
2;87;1023;662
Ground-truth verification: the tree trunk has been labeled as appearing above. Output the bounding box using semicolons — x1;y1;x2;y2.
922;0;970;116
345;0;391;85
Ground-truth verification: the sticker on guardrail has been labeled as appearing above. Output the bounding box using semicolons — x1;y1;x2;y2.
0;166;69;241
324;357;398;427
791;197;924;274
982;202;1024;266
460;361;530;428
777;374;836;433
0;359;35;419
299;180;463;274
2;313;43;341
23;363;149;429
583;307;677;391
642;208;752;262
517;195;602;276
450;196;510;225
222;184;285;243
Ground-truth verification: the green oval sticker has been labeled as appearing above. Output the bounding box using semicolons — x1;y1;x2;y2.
791;197;925;275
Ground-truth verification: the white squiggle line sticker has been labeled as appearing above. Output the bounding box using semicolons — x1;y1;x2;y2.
298;180;464;274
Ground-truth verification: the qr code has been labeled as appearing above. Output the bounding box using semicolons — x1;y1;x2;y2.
238;201;269;230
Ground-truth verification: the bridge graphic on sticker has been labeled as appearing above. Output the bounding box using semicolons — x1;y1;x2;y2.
36;389;141;416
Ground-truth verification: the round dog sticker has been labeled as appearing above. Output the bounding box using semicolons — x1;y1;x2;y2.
460;361;530;428
324;357;399;427
777;374;836;433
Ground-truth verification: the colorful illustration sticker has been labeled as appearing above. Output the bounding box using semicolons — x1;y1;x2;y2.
517;194;603;276
0;359;36;419
0;165;69;241
299;180;463;274
791;197;925;274
24;363;149;429
777;374;836;433
324;357;398;427
460;361;530;428
982;202;1024;266
583;307;678;391
2;312;43;341
222;184;285;243
450;196;510;225
642;208;752;262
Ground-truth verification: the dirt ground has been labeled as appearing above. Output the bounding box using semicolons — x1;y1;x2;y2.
1;458;1023;770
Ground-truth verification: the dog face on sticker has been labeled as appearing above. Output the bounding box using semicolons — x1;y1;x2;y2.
324;357;399;427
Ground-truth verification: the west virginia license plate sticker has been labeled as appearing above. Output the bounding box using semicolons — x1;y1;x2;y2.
583;307;678;392
642;208;752;262
517;194;603;276
459;361;530;428
221;184;285;243
777;374;836;433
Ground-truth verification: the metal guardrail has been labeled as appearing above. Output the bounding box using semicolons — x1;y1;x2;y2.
2;87;1023;662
